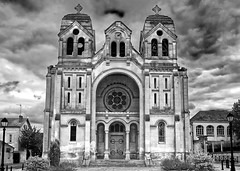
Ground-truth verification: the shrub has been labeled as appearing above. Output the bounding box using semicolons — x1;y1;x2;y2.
187;152;215;171
161;157;194;170
50;161;77;171
25;156;50;171
49;140;60;166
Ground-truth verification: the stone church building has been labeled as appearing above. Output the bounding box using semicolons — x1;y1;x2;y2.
43;4;191;163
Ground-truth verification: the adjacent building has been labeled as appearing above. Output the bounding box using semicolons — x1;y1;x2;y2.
43;4;191;163
191;110;231;153
0;115;32;163
0;141;14;164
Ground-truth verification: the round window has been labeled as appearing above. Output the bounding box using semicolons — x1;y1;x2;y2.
73;29;79;35
157;30;163;36
104;87;131;112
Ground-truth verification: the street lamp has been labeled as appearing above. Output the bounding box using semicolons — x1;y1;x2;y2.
1;118;8;171
227;113;235;171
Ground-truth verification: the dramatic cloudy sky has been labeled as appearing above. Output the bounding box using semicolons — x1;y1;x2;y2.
0;0;240;129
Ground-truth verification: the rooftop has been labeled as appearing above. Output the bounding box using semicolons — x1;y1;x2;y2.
190;110;230;122
0;117;29;128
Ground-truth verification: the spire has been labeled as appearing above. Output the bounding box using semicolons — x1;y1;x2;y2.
75;4;83;13
152;5;161;15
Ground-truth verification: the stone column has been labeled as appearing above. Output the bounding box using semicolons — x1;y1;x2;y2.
63;41;66;56
220;141;223;152
106;36;110;56
58;39;63;57
104;130;109;160
125;131;130;160
86;69;92;159
212;142;215;152
144;69;150;156
139;84;145;159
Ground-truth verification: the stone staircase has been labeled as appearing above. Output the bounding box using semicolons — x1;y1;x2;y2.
89;159;146;167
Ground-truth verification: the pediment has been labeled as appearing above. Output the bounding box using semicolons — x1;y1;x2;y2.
144;22;177;40
58;21;93;38
105;21;132;37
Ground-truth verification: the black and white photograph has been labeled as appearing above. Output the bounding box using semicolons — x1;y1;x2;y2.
0;0;240;170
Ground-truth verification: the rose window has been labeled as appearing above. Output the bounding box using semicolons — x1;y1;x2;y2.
104;88;130;112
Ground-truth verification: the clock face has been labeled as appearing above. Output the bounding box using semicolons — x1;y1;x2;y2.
115;32;122;38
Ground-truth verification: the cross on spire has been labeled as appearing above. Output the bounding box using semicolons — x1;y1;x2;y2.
152;5;161;14
75;4;83;13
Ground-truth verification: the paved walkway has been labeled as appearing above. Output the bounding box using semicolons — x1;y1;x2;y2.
9;163;240;171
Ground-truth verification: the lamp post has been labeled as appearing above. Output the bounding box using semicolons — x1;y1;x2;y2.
1;118;8;171
227;113;235;171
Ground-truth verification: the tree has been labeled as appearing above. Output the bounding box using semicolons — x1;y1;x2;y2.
19;126;43;157
49;140;60;166
231;100;240;140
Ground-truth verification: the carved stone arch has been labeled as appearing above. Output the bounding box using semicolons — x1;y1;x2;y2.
154;119;167;126
67;118;80;125
129;120;139;131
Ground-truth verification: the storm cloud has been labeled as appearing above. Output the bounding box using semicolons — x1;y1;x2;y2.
0;81;19;93
170;0;240;60
0;0;45;12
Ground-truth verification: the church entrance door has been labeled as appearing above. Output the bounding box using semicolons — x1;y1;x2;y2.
109;122;125;159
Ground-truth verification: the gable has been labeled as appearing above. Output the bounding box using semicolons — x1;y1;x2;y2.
58;21;93;39
105;21;132;37
144;22;177;40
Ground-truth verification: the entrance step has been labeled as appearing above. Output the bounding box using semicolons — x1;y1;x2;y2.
90;159;146;167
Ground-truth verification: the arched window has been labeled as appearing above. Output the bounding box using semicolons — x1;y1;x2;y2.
78;37;85;55
120;42;125;57
151;39;158;56
67;37;73;55
70;121;77;141
217;125;224;137
154;93;157;105
162;39;169;56
67;92;70;104
97;123;105;143
165;78;168;89
79;77;82;88
196;125;204;136
130;124;137;143
206;125;214;137
158;122;165;142
67;77;71;88
227;126;230;137
154;78;157;89
165;93;168;105
78;92;81;103
111;41;117;57
109;122;125;132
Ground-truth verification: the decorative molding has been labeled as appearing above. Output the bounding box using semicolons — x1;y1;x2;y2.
150;107;174;115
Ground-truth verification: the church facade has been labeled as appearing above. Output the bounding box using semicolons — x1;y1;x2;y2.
43;4;191;162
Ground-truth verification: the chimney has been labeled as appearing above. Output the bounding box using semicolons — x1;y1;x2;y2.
19;114;23;122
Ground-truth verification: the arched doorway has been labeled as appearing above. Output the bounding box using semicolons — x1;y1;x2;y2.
109;122;125;159
93;71;143;160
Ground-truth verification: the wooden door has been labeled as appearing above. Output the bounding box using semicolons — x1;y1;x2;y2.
109;134;125;159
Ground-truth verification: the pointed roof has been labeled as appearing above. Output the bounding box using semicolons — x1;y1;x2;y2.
191;110;230;122
146;14;174;26
60;4;93;32
0;117;30;128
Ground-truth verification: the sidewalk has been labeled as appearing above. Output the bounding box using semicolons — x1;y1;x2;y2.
9;163;240;171
214;163;240;171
